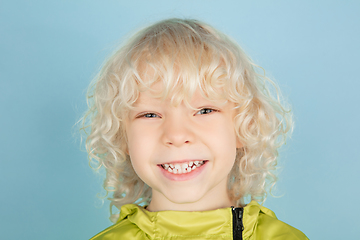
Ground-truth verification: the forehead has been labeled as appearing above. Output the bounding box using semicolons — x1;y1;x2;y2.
133;80;229;108
132;56;233;109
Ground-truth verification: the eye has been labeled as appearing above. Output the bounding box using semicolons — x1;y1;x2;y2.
138;112;160;118
196;108;217;115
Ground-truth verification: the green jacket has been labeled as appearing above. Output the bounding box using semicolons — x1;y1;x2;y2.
90;201;308;240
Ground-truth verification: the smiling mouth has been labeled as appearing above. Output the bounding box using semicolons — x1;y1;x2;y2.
159;160;207;174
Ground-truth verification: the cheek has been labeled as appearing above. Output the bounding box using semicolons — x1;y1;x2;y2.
127;134;152;184
127;124;147;153
127;126;157;168
127;128;144;168
212;121;238;166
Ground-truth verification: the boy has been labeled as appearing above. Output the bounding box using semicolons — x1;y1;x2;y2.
83;18;308;239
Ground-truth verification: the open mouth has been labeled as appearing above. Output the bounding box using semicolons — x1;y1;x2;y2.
159;160;207;174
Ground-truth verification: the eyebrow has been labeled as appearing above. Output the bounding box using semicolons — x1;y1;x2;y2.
133;93;231;109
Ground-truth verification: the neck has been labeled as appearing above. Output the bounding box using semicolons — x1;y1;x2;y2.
146;179;234;212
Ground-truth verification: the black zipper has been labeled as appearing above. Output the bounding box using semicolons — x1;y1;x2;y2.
232;206;244;240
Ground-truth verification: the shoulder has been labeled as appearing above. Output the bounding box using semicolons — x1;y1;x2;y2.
243;201;309;240
90;218;145;240
255;212;308;240
90;204;147;240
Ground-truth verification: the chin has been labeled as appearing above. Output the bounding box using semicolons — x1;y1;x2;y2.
165;189;206;206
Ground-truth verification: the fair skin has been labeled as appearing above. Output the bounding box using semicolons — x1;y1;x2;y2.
126;85;242;212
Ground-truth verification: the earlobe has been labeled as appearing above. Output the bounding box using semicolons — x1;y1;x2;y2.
125;145;130;155
236;138;243;148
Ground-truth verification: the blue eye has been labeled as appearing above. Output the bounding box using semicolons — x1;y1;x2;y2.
142;113;159;118
197;108;215;115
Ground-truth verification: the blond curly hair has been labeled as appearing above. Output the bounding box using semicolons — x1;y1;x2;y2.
81;18;292;222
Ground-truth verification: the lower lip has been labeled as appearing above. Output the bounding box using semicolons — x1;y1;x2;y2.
158;161;208;181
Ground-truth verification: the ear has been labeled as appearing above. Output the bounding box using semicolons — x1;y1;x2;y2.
123;140;130;155
236;137;243;149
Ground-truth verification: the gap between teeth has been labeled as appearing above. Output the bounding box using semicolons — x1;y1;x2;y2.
161;161;205;174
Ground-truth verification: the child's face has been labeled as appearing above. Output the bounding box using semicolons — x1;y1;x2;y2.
126;84;241;211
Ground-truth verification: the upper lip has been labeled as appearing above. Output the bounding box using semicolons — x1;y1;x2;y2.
157;159;208;165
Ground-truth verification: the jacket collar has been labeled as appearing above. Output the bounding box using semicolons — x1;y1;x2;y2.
118;204;233;238
118;201;274;239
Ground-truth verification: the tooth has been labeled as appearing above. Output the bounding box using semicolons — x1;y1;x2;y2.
164;161;205;174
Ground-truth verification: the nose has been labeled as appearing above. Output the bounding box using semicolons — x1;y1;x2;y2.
162;114;194;147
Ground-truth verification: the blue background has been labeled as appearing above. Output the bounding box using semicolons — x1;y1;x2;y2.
1;1;359;239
